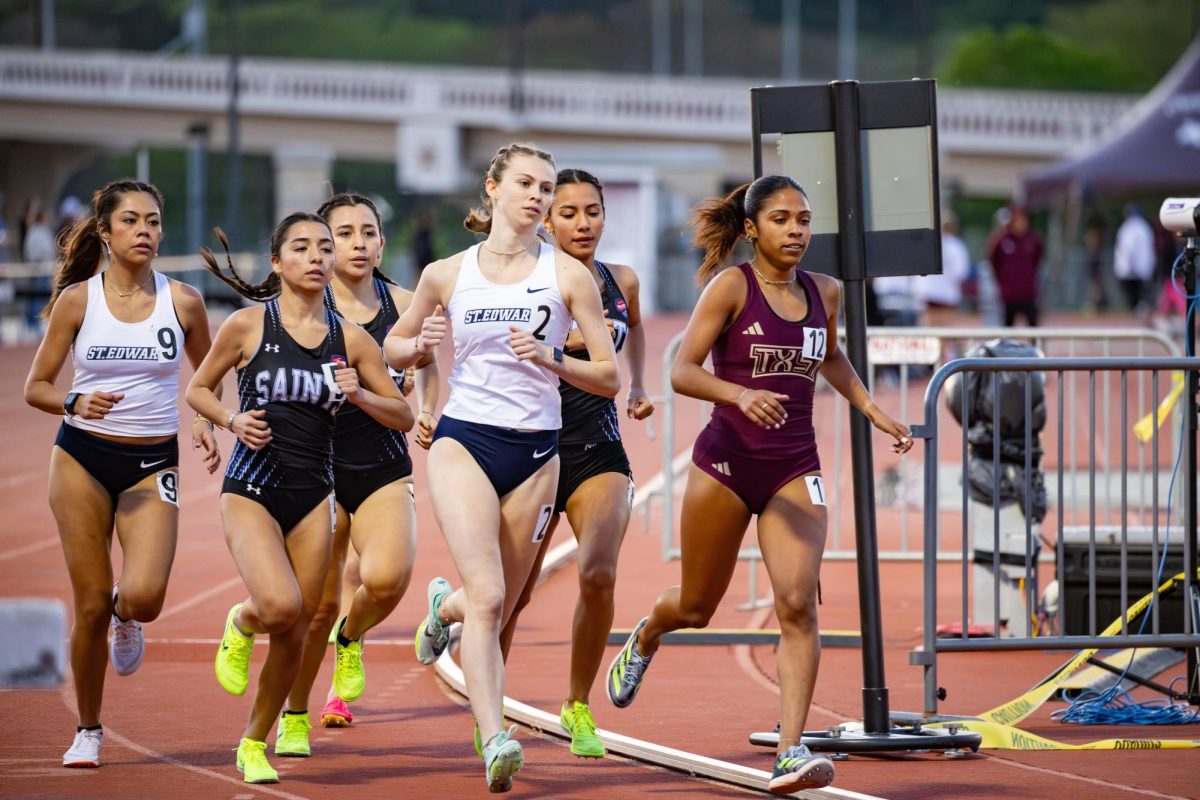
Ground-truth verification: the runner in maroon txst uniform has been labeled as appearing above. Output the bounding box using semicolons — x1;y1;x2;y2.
607;175;912;794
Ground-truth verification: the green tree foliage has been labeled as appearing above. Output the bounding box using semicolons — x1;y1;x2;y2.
937;24;1153;91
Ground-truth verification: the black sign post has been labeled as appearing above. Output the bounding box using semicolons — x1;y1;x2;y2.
748;79;982;755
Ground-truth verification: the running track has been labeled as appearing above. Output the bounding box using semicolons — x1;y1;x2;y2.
1;312;1195;799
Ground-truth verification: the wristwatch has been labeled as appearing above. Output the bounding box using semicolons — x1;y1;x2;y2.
63;391;81;418
551;347;564;367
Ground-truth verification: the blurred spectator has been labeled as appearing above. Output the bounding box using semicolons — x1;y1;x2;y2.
411;210;435;271
919;211;970;328
988;205;1042;327
0;192;8;261
1082;214;1108;311
1113;203;1156;314
23;209;56;263
56;196;84;242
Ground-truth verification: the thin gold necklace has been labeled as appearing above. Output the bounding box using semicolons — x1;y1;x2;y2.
481;240;534;257
750;260;796;286
105;272;154;298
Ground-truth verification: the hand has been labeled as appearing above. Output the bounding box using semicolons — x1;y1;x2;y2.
736;387;789;429
231;409;272;451
415;409;436;450
627;387;654;420
401;366;416;397
509;325;549;366
867;405;914;454
334;366;362;403
76;391;124;420
192;420;222;474
415;304;446;355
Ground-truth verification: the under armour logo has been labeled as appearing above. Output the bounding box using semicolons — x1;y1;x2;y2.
742;322;764;336
711;462;732;476
264;344;281;353
245;483;261;495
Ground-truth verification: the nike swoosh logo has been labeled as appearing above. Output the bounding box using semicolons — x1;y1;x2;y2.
526;286;550;294
532;447;553;459
139;459;167;469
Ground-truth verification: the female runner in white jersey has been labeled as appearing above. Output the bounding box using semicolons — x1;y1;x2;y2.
497;168;653;758
187;213;411;784
23;179;221;768
384;143;618;793
273;192;439;754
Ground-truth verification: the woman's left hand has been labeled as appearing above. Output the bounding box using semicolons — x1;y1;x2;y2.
415;410;436;450
401;366;416;397
627;388;654;420
868;405;914;454
192;419;222;474
509;326;549;367
335;366;363;404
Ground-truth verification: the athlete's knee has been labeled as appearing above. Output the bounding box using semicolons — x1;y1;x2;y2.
465;588;505;627
256;594;304;633
676;602;715;630
577;560;617;599
115;589;166;623
74;592;113;631
774;589;818;631
361;572;406;611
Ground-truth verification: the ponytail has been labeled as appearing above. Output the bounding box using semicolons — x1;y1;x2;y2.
463;142;555;235
199;226;282;303
42;178;164;318
689;175;807;286
690;184;750;286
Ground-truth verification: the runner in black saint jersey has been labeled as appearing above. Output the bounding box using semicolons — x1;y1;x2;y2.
278;193;439;751
187;213;412;785
498;169;654;759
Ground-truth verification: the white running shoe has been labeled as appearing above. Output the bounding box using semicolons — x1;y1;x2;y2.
109;585;144;676
63;728;102;767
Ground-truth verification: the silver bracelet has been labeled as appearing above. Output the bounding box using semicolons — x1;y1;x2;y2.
225;411;237;430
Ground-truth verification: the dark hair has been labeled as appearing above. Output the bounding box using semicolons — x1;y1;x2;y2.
43;178;164;318
317;191;395;285
200;212;331;302
464;143;555;234
690;175;806;286
555;168;604;208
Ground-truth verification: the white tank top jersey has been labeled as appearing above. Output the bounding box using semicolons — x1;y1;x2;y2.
67;271;185;437
442;242;571;430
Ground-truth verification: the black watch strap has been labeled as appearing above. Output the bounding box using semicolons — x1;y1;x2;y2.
552;347;564;365
63;391;81;417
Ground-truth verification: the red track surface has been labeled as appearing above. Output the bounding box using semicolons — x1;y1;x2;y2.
1;312;1196;799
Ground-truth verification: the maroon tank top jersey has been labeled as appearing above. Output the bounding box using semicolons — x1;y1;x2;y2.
693;263;829;513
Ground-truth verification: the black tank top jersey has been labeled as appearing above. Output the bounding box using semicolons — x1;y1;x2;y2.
323;280;409;469
559;261;629;445
224;299;347;490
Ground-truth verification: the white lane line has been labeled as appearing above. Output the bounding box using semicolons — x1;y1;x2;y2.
985;752;1193;800
0;478;219;563
56;686;312;800
0;536;58;563
155;575;243;623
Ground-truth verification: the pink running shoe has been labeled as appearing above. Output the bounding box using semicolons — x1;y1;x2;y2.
321;696;353;728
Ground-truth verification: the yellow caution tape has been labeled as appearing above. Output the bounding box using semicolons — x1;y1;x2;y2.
1133;372;1184;443
951;718;1200;750
931;570;1200;750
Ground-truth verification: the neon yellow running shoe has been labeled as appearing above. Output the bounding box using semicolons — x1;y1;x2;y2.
236;737;279;784
215;603;254;696
333;619;365;702
473;720;483;759
274;712;311;757
560;701;605;758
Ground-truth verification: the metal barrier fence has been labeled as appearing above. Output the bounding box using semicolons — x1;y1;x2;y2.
911;356;1200;716
646;326;1185;609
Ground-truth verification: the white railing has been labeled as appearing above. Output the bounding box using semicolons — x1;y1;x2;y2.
0;47;1134;154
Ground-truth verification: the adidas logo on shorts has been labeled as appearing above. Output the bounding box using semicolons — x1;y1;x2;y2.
711;461;732;476
742;322;764;336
